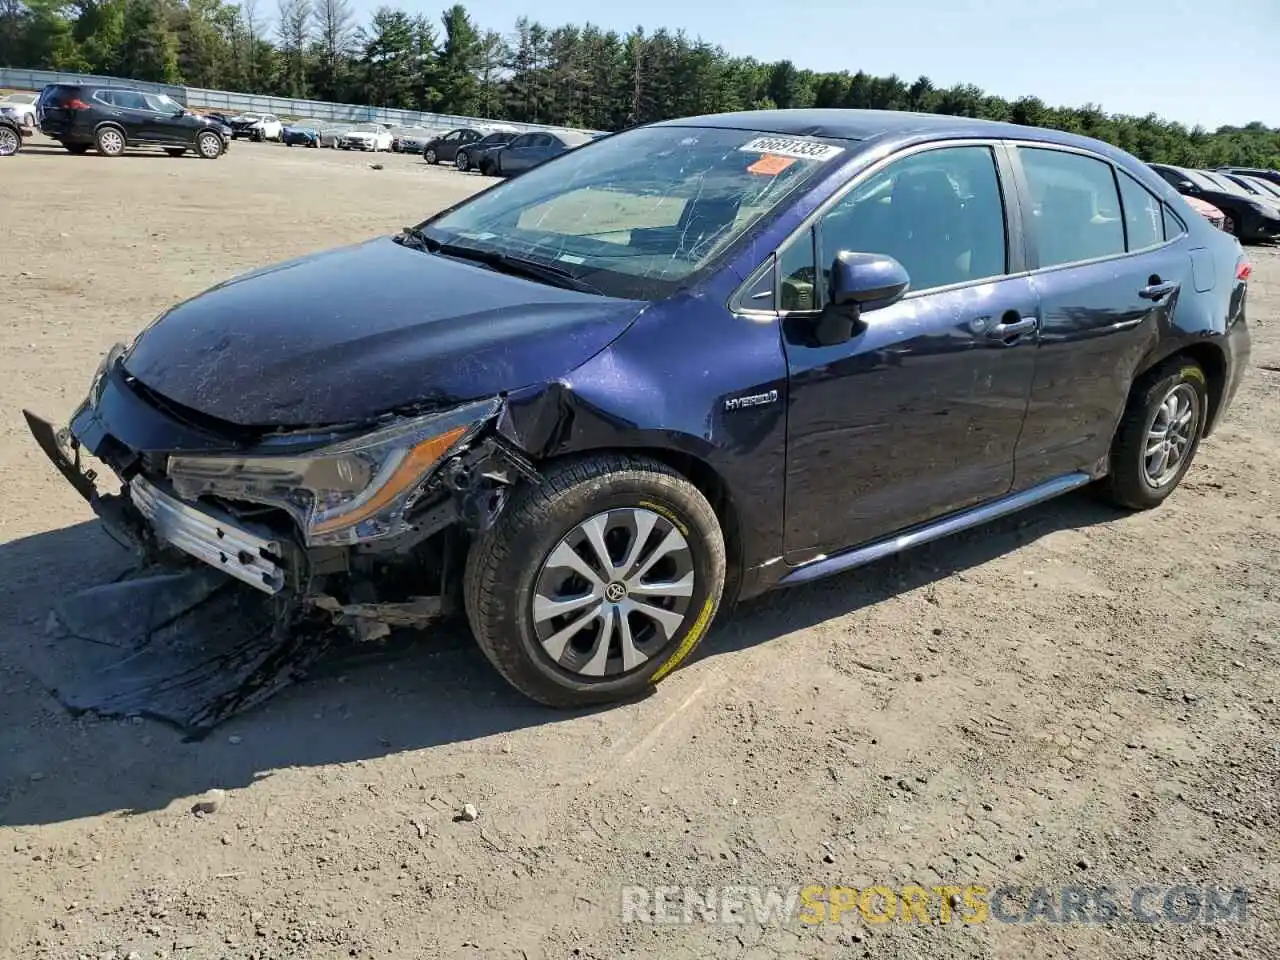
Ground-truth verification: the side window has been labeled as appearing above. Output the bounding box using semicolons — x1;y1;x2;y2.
114;91;148;110
1162;204;1187;239
817;145;1008;294
1019;147;1125;267
1117;170;1165;251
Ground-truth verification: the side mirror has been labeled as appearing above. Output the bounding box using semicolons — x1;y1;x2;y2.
829;250;911;310
814;251;909;346
1178;180;1198;194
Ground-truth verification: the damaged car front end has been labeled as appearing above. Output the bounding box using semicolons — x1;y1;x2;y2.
25;359;538;643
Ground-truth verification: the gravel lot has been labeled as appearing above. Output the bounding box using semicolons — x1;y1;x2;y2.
1;135;1278;960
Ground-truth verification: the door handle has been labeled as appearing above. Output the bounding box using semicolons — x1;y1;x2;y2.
986;316;1038;341
1139;280;1180;301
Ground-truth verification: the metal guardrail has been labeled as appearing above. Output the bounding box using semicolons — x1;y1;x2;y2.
1;66;603;136
0;67;187;104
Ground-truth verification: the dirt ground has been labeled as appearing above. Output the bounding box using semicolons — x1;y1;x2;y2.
1;135;1278;960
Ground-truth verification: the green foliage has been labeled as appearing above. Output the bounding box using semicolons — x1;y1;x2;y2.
0;0;1276;167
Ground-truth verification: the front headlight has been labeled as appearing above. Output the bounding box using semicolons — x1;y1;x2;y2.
167;398;499;546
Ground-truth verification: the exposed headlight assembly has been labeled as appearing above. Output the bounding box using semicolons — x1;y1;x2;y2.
167;398;500;546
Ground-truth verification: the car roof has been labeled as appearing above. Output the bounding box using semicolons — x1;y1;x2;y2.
655;108;1130;154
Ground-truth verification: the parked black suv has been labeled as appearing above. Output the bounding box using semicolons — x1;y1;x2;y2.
37;83;229;159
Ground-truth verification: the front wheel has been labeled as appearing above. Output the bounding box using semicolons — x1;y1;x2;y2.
464;455;726;707
196;131;223;159
1097;357;1207;510
0;125;20;157
424;147;437;164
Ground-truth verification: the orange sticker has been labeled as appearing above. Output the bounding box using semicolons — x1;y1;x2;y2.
747;154;796;176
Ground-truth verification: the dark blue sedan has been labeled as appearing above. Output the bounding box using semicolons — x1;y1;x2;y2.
26;110;1251;710
281;122;321;147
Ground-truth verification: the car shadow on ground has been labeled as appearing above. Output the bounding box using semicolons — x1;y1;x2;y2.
14;143;213;159
0;491;1122;828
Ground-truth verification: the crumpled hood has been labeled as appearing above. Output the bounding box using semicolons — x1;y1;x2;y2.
123;236;644;427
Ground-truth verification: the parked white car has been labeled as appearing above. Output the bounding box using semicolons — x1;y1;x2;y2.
229;112;283;141
0;92;37;131
338;123;393;152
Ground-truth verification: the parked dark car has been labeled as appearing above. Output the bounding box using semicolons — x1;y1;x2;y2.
37;83;228;158
422;127;486;165
1221;171;1280;205
0;110;22;156
281;122;321;147
1149;163;1280;243
456;130;517;172
203;112;235;127
25;109;1251;709
1217;166;1280;190
491;130;594;177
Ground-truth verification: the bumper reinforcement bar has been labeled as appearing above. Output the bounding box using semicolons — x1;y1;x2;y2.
129;476;286;595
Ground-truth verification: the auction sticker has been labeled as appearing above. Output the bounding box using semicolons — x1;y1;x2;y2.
739;136;844;161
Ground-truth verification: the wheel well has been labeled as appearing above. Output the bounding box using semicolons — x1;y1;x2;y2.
540;447;745;603
95;121;125;139
1151;342;1228;435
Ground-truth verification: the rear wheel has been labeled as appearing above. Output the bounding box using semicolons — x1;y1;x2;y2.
1097;357;1207;510
455;150;470;171
95;125;125;157
465;455;726;707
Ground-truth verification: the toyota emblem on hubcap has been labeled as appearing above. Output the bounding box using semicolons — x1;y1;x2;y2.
605;581;627;602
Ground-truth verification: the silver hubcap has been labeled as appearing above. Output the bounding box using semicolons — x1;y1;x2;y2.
1144;383;1198;487
532;508;696;678
456;153;467;169
426;150;435;163
199;135;220;157
101;130;122;153
0;128;17;156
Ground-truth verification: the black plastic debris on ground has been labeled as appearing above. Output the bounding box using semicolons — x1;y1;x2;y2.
40;565;339;738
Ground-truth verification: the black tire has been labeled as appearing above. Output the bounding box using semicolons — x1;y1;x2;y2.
64;143;91;154
94;124;126;157
1097;357;1208;510
455;150;470;172
253;128;265;142
424;147;437;164
464;455;727;707
0;124;20;157
195;131;223;159
165;148;186;157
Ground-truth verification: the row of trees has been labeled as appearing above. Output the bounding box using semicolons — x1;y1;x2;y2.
2;0;1278;167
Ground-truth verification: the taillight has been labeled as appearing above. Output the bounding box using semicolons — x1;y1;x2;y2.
64;98;91;110
1237;262;1253;281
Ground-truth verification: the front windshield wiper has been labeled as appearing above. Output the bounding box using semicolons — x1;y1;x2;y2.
397;228;601;294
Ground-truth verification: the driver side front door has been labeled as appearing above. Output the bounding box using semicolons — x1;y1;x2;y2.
780;141;1041;561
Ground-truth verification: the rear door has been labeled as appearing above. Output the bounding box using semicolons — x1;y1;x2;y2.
96;89;151;142
1010;144;1194;487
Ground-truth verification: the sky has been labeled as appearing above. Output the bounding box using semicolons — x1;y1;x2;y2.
342;0;1280;130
